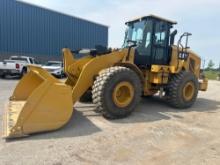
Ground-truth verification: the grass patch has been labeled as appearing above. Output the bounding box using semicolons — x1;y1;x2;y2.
204;70;220;80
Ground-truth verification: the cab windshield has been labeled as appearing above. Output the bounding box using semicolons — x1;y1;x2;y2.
123;21;145;48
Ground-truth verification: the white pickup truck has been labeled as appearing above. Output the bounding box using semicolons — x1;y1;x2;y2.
0;56;39;78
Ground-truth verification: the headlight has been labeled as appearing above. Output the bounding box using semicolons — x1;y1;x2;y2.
54;69;62;74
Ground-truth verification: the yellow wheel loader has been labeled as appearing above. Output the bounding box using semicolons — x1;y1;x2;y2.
2;15;208;138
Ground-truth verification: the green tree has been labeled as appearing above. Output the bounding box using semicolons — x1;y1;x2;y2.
207;60;215;70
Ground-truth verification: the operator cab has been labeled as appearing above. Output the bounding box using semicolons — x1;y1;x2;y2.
123;15;177;67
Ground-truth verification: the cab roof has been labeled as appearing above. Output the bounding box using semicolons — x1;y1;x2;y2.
126;14;177;25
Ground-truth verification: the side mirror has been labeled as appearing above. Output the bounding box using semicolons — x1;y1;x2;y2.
127;40;137;47
170;30;178;45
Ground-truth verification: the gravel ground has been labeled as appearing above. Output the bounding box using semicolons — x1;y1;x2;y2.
0;78;220;165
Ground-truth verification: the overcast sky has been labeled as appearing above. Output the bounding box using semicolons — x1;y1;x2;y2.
21;0;220;67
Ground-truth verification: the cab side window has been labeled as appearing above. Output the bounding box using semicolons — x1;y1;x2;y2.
154;22;168;46
145;32;151;48
154;32;166;45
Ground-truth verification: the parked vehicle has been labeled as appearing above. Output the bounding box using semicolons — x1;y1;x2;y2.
42;61;65;78
0;56;39;78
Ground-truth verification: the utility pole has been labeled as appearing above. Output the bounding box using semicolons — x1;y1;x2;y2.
218;62;220;81
202;59;206;70
218;62;220;74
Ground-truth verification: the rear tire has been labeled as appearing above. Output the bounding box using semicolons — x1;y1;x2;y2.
166;71;199;109
92;66;142;119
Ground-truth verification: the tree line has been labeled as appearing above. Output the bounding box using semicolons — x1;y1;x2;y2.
205;60;220;71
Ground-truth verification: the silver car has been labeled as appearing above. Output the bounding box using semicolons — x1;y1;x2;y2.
42;61;65;78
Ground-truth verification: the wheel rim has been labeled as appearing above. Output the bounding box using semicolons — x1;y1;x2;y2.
112;81;134;108
183;81;195;101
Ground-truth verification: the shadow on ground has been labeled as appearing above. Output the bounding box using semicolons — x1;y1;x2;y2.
5;96;220;142
0;75;65;80
6;107;101;142
0;76;20;80
112;96;220;124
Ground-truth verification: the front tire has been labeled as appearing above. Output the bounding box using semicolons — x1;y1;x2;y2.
0;74;5;79
92;66;142;119
79;90;92;103
166;71;199;109
20;68;27;78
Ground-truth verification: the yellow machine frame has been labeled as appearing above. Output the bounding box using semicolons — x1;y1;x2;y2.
2;46;208;138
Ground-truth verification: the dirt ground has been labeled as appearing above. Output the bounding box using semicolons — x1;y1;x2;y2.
0;78;220;165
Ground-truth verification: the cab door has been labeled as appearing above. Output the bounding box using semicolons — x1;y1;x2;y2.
134;20;153;67
151;21;170;65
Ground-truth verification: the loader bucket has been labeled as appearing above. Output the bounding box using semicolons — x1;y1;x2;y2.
2;66;73;138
